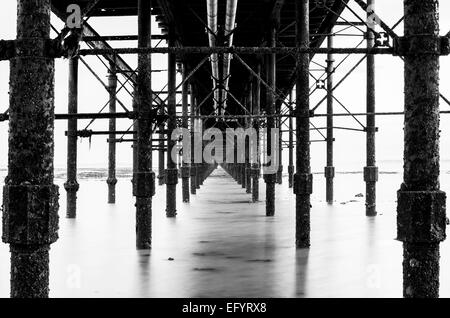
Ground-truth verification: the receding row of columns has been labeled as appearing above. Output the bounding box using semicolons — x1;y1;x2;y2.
1;0;446;299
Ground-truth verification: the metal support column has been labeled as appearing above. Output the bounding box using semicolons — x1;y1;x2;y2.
246;84;252;194
397;0;446;298
134;0;155;249
325;33;335;204
190;85;197;195
288;90;294;188
158;97;166;185
252;65;262;202
65;57;80;218
2;0;59;297
181;63;190;202
295;0;312;248
166;28;178;217
365;0;378;216
264;23;278;217
107;60;118;204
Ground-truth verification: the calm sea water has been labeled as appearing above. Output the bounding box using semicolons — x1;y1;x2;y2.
0;161;450;298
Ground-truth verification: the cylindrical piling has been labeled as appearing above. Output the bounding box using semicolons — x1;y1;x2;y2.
288;91;294;189
166;30;178;217
181;63;190;203
190;85;197;195
325;33;335;204
65;57;80;218
134;0;155;249
264;25;277;217
365;0;378;216
107;60;118;204
295;0;312;248
3;0;59;297
397;0;446;298
252;66;262;202
246;84;253;194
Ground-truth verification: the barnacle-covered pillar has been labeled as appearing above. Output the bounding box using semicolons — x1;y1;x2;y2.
3;0;59;297
295;0;312;248
397;0;446;298
134;0;155;249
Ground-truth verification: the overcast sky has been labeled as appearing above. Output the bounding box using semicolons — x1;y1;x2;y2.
1;0;450;173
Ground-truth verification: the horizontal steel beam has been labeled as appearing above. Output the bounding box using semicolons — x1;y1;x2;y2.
82;35;167;41
78;46;394;56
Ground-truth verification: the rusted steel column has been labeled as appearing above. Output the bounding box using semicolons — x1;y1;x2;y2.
252;65;262;202
288;91;294;189
190;85;197;195
158;107;166;185
181;63;190;202
397;0;446;298
246;84;252;194
365;0;378;216
134;0;155;249
325;33;335;204
264;24;277;217
107;60;118;204
65;57;80;218
166;29;178;217
295;0;312;248
277;102;283;185
3;0;59;298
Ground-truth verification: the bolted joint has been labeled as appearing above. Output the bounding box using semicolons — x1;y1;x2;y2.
364;126;379;133
397;190;446;244
133;171;155;197
2;185;59;245
64;180;80;192
263;174;277;184
288;166;295;175
165;169;179;185
181;166;191;178
324;166;335;179
293;173;313;195
106;177;118;186
393;35;450;56
364;166;379;183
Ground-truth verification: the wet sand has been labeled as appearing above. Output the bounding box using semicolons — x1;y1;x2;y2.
1;166;450;298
